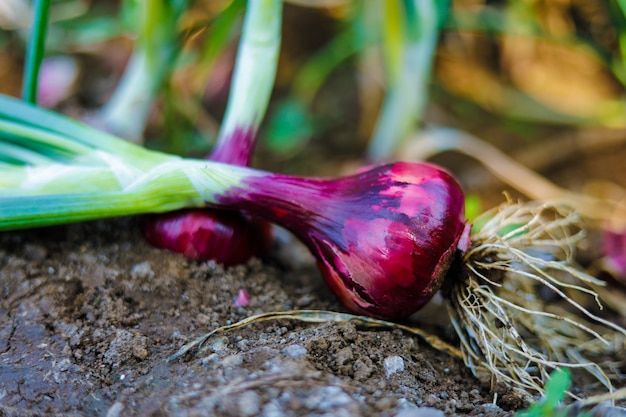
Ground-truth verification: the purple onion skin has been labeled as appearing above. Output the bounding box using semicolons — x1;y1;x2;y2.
142;127;273;265
210;126;257;166
215;161;470;320
142;209;271;266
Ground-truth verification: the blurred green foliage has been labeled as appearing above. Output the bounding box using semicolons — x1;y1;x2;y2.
3;0;626;157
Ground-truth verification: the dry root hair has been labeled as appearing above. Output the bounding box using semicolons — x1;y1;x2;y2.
447;201;626;401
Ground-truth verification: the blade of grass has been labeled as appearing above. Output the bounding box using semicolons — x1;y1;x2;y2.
22;0;51;104
168;310;463;362
190;0;246;89
265;3;366;154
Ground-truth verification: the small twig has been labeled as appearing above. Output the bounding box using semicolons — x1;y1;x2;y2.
168;309;462;362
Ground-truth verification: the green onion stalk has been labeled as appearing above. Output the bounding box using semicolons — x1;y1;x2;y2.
366;0;450;161
142;0;282;264
93;0;188;142
0;94;248;225
209;0;281;165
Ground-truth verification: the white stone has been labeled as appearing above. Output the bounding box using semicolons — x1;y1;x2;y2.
384;355;405;377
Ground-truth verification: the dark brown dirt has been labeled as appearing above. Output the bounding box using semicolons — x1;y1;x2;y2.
0;218;521;417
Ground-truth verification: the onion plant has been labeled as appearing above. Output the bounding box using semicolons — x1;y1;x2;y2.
2;93;626;402
31;0;280;265
142;0;282;264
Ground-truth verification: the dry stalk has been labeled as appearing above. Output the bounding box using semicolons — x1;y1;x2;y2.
168;309;463;362
403;127;626;227
447;200;626;400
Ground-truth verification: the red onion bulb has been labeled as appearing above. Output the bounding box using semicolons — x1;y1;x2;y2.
216;161;470;319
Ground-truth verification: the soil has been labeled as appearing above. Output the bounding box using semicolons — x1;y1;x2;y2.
0;217;522;417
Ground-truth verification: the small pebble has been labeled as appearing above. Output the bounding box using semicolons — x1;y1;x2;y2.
105;402;125;417
374;396;396;411
394;407;445;417
237;339;250;351
23;244;47;261
424;395;439;407
456;402;474;413
303;386;352;411
481;403;502;412
200;353;219;365
206;336;228;352
281;344;307;358
238;391;260;416
220;354;243;367
295;295;314;307
56;358;71;372
384;356;405;377
132;345;148;361
261;399;284;417
130;261;154;279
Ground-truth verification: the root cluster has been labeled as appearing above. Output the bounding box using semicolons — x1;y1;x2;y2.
448;201;626;400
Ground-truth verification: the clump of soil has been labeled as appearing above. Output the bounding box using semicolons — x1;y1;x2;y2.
0;218;520;416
